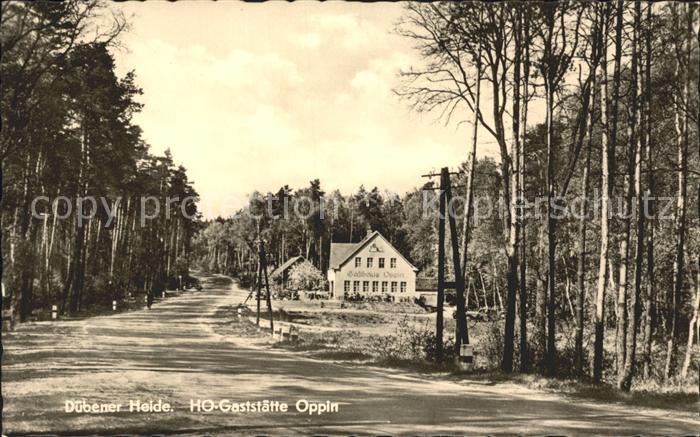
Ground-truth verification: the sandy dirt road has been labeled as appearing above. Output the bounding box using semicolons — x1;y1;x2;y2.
2;275;698;436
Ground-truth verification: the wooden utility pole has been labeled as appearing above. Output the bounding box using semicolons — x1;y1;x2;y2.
253;237;274;333
423;167;470;362
259;239;274;333
255;258;261;326
446;172;470;352
436;171;446;361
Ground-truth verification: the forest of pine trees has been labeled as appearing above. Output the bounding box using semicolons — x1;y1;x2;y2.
195;2;699;391
1;2;200;320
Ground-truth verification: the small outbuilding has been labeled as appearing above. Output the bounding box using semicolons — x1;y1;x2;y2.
416;277;438;306
270;256;305;290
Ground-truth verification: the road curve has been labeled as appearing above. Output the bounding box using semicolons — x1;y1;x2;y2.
2;275;698;436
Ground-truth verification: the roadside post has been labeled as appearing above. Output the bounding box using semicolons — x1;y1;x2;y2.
112;301;117;311
459;344;474;369
162;291;166;299
275;324;297;342
276;324;283;341
2;284;14;331
3;305;15;331
277;324;291;341
52;305;58;320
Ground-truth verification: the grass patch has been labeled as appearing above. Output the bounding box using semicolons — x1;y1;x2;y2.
225;299;700;415
212;304;273;340
29;295;149;322
309;350;373;361
514;374;699;413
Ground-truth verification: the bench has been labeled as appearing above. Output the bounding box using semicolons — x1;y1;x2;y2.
274;323;299;342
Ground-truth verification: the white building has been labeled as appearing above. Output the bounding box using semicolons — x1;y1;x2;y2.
327;231;418;301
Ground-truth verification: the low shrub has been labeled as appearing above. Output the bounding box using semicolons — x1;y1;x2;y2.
481;320;504;370
288;261;327;291
366;316;455;363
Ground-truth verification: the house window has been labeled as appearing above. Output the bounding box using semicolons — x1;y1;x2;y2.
372;281;379;292
367;257;373;268
379;258;385;268
391;281;397;293
355;257;361;268
353;281;360;292
382;281;388;293
400;282;407;293
363;281;370;292
344;281;350;292
390;258;397;268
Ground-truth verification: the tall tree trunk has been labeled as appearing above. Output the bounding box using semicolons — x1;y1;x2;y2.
574;35;601;375
92;219;101;276
47;192;59;272
446;178;469;352
61;233;75;315
692;0;700;385
620;1;644;391
534;223;547;368
40;212;48;283
17;151;35;322
575;79;594;374
68;122;90;314
503;5;522;374
518;13;531;373
77;218;91;311
615;198;631;378
615;0;640;385
460;41;481;283
544;57;557;377
538;3;581;376
664;3;690;381
605;3;624;359
593;4;612;383
609;0;623;192
641;0;655;381
110;200;121;279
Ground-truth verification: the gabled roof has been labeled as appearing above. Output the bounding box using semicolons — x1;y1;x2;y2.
270;256;305;278
329;231;418;272
329;243;357;270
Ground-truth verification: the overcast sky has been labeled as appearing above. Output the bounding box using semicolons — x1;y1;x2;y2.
112;2;504;219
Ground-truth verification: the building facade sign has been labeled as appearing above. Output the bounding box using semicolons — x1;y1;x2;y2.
327;231;417;301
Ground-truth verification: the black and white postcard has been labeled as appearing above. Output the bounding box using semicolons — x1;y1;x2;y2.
1;1;699;435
